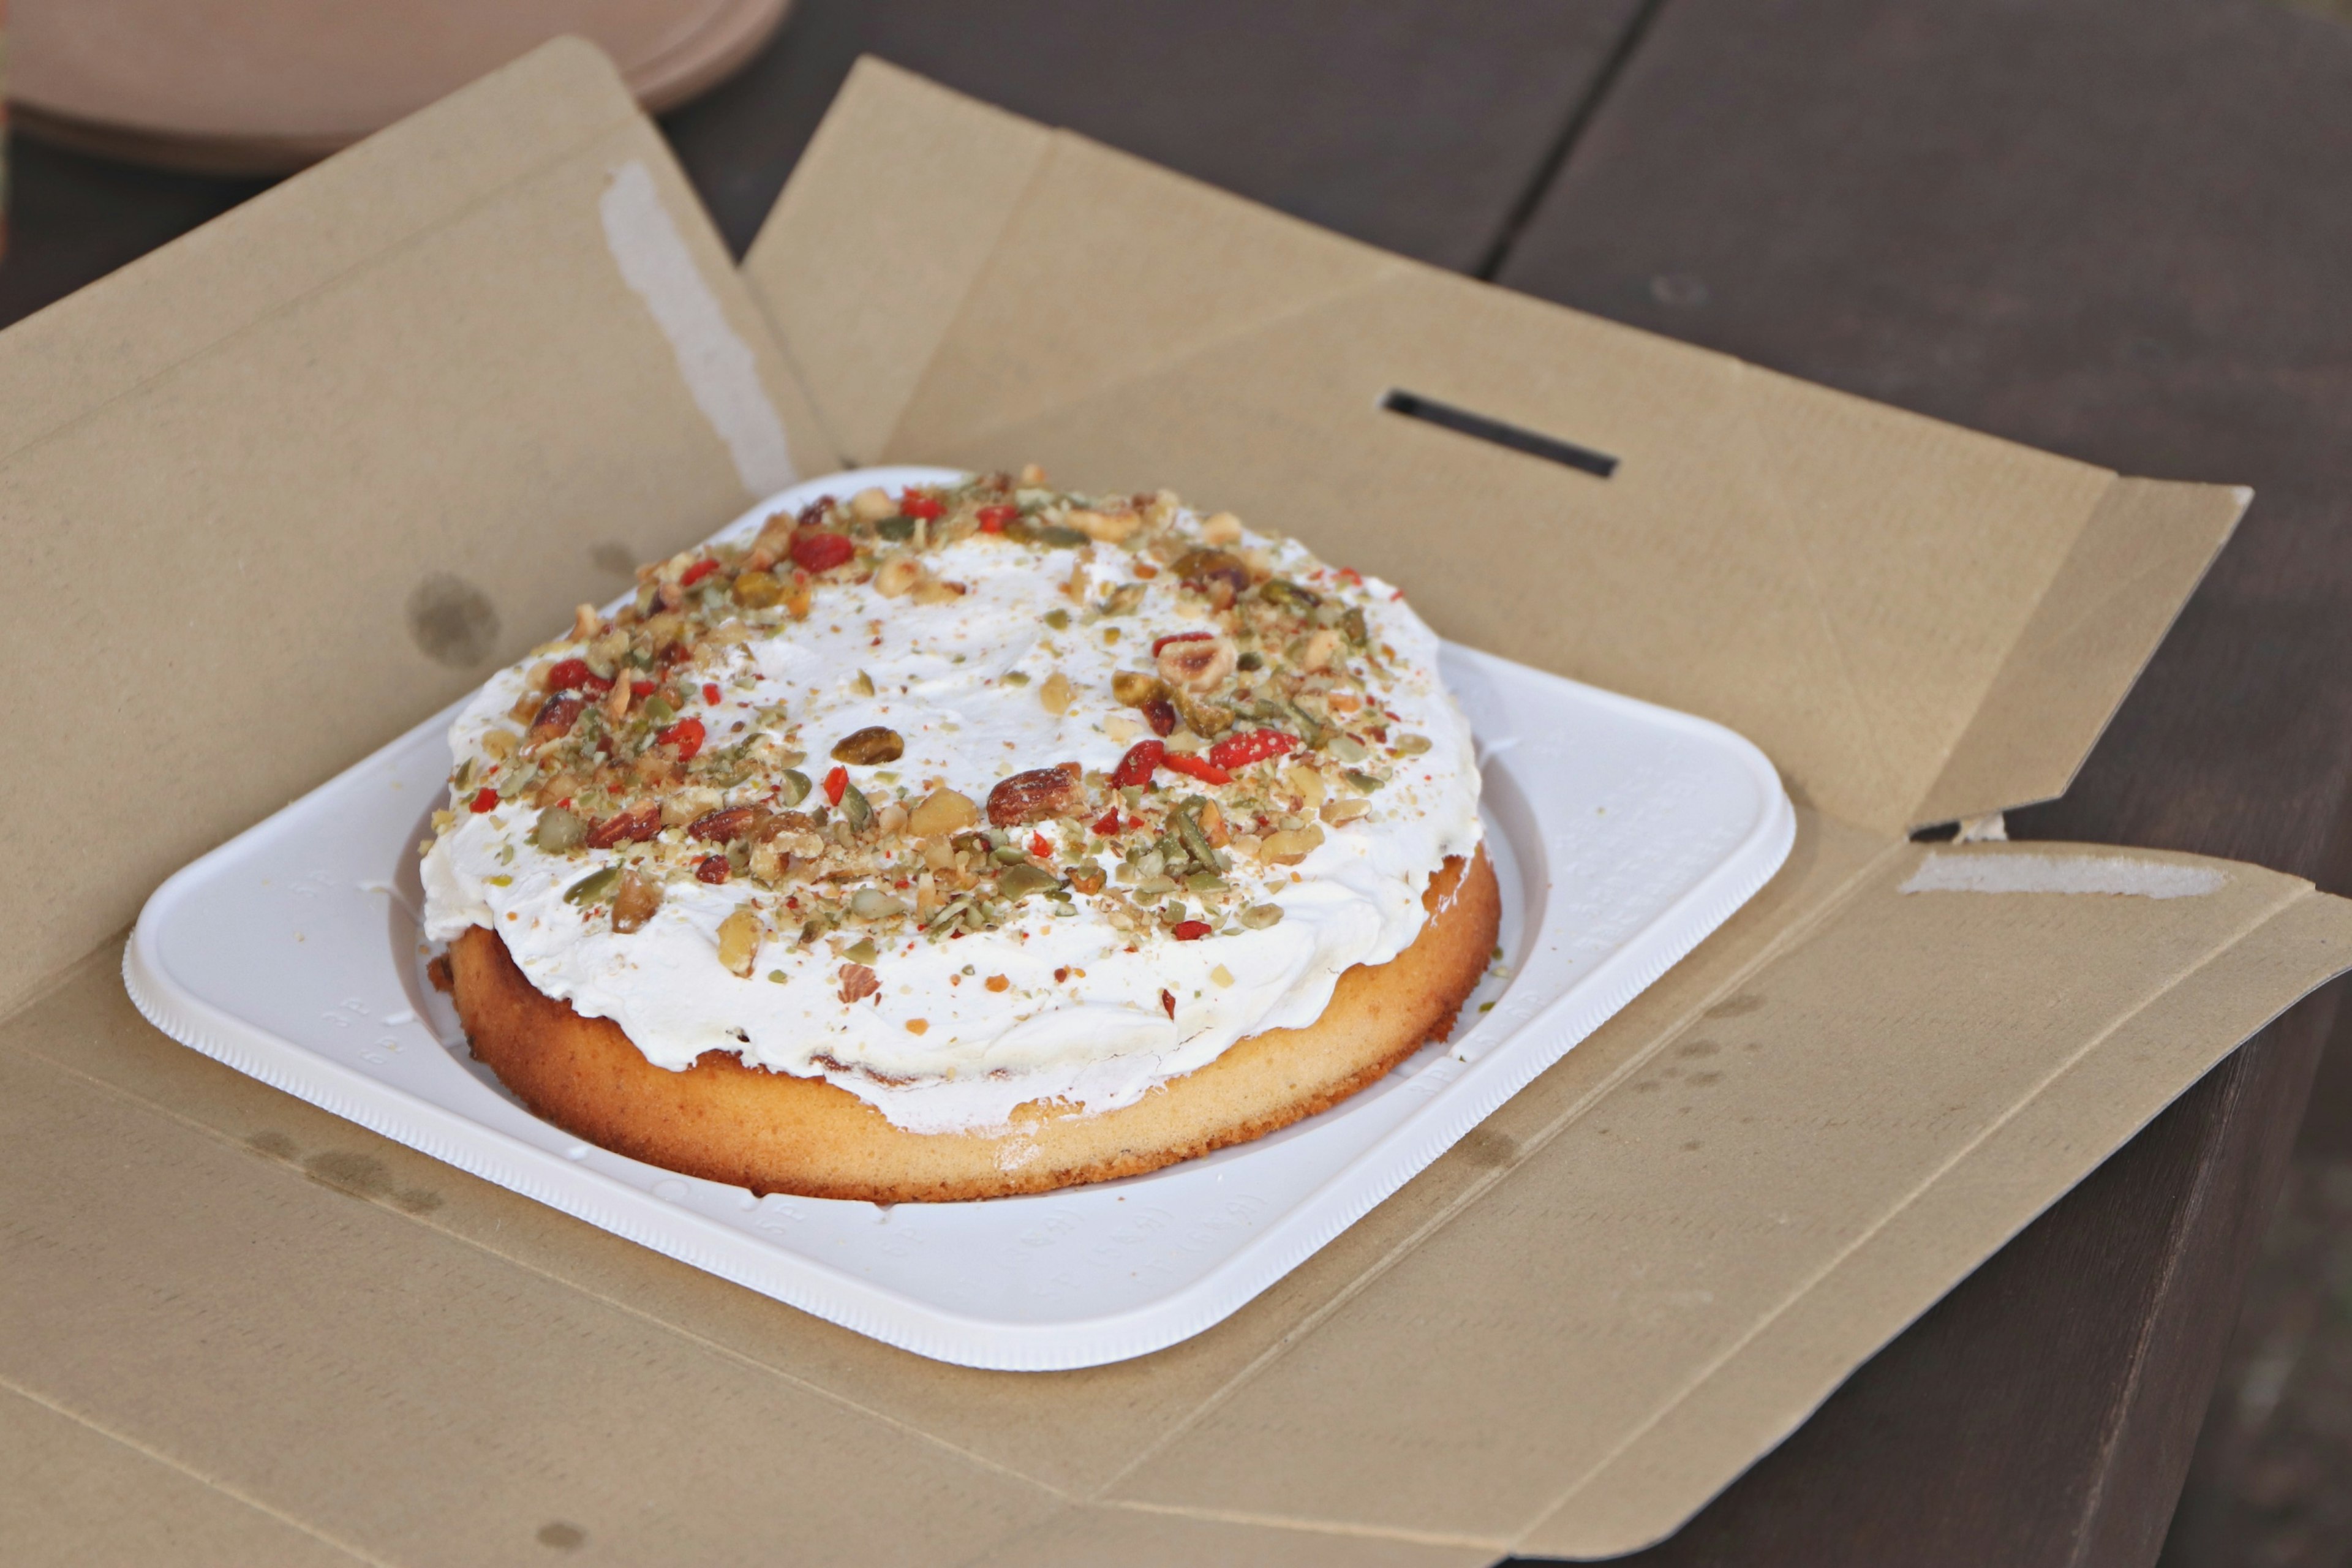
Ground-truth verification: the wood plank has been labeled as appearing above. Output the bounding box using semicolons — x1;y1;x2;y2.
663;0;1648;266
1492;0;2352;1560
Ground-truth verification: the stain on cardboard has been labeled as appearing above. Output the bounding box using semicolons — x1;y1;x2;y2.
1705;993;1766;1019
1688;1071;1723;1088
406;573;500;666
303;1150;445;1214
1455;1126;1518;1169
1677;1038;1722;1058
246;1133;442;1213
591;542;639;576
536;1522;587;1550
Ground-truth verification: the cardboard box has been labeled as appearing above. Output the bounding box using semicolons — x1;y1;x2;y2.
6;40;2348;1562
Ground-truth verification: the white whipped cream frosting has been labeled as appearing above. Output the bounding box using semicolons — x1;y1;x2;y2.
423;470;1482;1135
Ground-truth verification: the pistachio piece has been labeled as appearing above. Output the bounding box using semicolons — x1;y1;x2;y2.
531;807;587;853
1112;670;1166;707
732;569;783;609
1172;690;1234;736
1170;549;1251;597
830;725;905;765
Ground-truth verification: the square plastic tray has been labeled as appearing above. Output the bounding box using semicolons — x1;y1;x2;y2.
126;497;1791;1371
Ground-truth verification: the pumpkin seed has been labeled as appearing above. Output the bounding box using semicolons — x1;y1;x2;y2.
532;807;587;853
1344;769;1385;794
850;888;907;919
996;864;1060;899
1391;734;1432;756
564;866;620;905
844;937;880;963
1238;903;1285;929
777;769;812;806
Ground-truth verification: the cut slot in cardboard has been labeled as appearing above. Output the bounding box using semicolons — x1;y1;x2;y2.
4;39;2346;1564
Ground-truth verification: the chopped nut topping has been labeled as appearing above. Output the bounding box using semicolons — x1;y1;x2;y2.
986;764;1083;826
1157;633;1238;693
611;871;662;933
830;725;905;765
716;908;762;977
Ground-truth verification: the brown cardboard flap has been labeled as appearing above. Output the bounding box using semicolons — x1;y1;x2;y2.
0;38;825;1017
1915;475;2250;828
11;835;2344;1561
1;1385;355;1566
1107;845;2352;1556
744;58;1054;466
745;64;2237;841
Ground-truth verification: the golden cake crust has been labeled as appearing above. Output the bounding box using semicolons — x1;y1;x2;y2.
448;848;1499;1202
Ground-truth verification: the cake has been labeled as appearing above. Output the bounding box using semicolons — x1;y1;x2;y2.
423;469;1497;1202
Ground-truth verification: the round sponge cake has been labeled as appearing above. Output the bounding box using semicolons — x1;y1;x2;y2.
448;849;1497;1202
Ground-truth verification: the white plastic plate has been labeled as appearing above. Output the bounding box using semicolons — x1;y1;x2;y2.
126;471;1793;1370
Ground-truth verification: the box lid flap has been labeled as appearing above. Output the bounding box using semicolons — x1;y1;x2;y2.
0;38;831;1016
742;62;2244;839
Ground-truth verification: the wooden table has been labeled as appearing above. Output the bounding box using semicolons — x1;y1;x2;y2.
17;2;2347;1560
